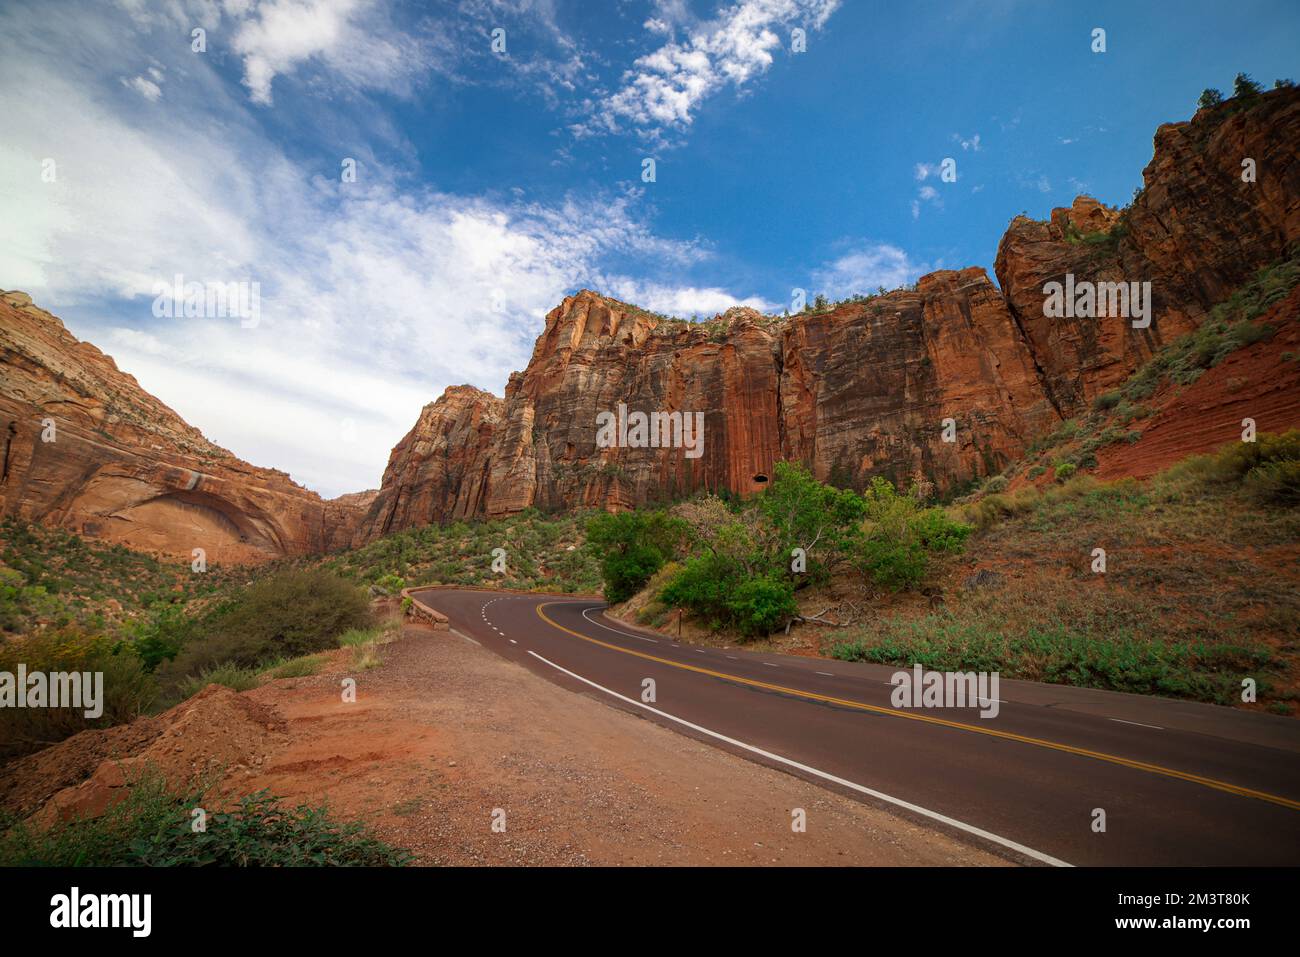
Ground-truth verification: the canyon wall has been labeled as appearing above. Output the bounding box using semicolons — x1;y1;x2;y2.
0;292;369;562
3;89;1296;555
355;86;1300;541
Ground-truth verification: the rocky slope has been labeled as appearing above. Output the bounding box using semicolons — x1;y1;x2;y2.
355;88;1300;540
995;88;1300;407
0;292;369;562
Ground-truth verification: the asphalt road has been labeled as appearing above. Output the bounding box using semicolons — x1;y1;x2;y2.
415;587;1300;866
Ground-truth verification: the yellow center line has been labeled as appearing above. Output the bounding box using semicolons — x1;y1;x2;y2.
536;603;1300;812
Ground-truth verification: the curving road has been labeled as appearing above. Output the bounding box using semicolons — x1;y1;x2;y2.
414;587;1300;866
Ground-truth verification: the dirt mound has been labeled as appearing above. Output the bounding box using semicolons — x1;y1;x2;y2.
0;685;288;824
1097;287;1300;481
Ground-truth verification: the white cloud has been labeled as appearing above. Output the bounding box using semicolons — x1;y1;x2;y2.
579;0;840;139
604;279;774;318
911;163;946;217
230;0;430;105
812;244;927;300
121;74;162;100
953;131;981;151
0;0;765;496
115;0;436;106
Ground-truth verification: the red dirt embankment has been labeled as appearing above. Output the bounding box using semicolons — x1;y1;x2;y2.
1096;287;1300;480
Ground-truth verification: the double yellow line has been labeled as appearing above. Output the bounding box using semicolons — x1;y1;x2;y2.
536;603;1300;811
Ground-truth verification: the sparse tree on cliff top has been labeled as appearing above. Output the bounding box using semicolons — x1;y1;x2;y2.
1233;72;1263;98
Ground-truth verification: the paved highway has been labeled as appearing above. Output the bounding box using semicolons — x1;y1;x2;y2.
414;587;1300;866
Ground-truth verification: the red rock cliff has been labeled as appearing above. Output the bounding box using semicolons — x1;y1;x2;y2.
357;86;1300;540
0;292;369;562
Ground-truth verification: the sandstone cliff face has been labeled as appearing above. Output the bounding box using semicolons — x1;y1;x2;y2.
781;267;1059;496
362;385;504;535
0;292;366;562
354;269;1062;541
995;86;1300;407
359;87;1300;539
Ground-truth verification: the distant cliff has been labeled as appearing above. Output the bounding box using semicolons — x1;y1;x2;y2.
0;291;372;562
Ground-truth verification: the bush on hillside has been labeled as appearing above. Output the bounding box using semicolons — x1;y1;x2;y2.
757;461;866;579
0;770;411;867
158;568;371;686
856;478;971;591
0;626;155;761
658;553;796;638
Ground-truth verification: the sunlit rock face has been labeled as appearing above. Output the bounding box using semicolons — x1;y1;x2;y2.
0;291;370;562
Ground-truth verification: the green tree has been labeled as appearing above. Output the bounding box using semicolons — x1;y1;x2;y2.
757;461;865;580
584;510;686;602
856;477;971;591
1197;88;1223;110
1233;72;1262;98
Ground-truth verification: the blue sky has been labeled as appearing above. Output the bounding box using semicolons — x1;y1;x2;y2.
1;0;1297;496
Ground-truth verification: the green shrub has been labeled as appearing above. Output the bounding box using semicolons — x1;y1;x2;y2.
0;627;156;761
1055;463;1078;481
260;654;325;679
124;605;194;672
856;478;971;590
983;475;1009;494
373;573;405;595
1211;430;1300;481
1092;390;1122;412
175;663;261;698
0;769;411;867
725;577;798;638
829;619;1269;704
1243;459;1300;506
659;556;796;639
757;461;866;577
602;545;669;604
337;626;381;647
659;552;737;625
857;535;927;591
159;568;371;689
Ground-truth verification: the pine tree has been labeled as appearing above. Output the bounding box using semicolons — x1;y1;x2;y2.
1197;88;1223;110
1233;72;1263;98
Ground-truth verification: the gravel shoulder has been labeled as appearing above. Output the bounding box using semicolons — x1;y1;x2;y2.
235;620;1006;866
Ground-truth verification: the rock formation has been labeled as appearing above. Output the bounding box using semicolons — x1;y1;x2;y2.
4;88;1297;553
995;87;1300;407
354;88;1299;540
0;291;369;562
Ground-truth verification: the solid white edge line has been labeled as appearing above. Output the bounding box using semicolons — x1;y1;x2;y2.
581;606;659;642
525;648;1072;868
449;627;480;647
1109;717;1163;730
